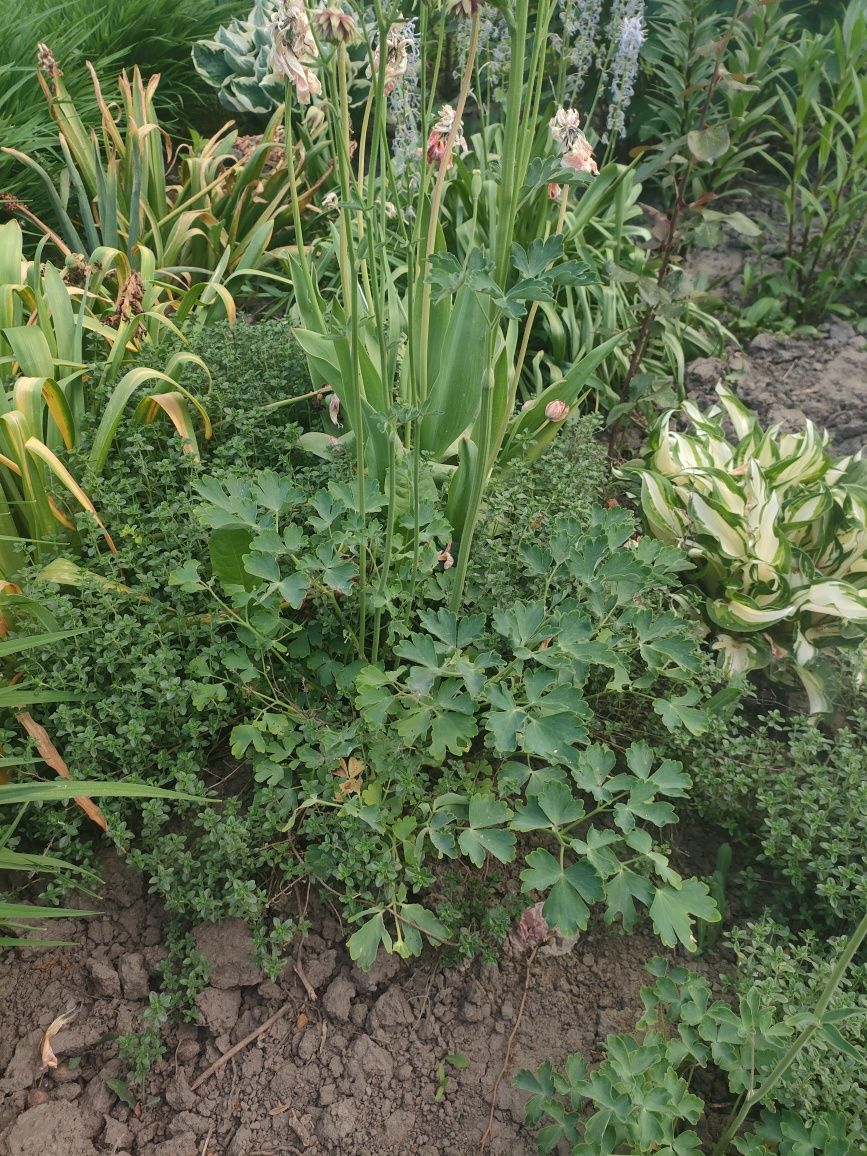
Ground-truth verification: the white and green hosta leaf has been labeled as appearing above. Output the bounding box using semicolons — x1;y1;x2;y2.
636;470;687;544
688;492;747;560
793;580;867;621
706;591;796;633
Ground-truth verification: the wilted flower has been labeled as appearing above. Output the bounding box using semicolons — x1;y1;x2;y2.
605;2;645;140
448;0;483;16
373;20;418;95
384;201;397;219
426;105;467;168
438;543;455;570
548;182;562;200
545;399;570;422
271;0;321;105
321;190;339;211
328;392;341;425
549;107;598;175
36;42;60;76
310;3;359;43
507;904;550;954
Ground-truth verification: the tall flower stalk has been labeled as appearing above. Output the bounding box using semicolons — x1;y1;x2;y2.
282;0;609;640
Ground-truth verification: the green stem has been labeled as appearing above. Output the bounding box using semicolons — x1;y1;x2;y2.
448;352;495;614
494;0;529;286
416;9;481;406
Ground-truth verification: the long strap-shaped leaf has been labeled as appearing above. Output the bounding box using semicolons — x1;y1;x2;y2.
88;360;211;475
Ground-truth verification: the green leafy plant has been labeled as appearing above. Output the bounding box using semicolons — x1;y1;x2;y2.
193;0;284;114
3;55;318;285
0;606;205;946
622;384;867;712
742;0;867;327
517;916;867;1154
179;484;728;966
728;918;867;1141
676;706;867;928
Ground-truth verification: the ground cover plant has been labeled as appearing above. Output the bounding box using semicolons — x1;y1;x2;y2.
0;0;866;1152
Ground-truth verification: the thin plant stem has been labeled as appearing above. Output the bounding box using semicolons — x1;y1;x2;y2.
417;9;481;406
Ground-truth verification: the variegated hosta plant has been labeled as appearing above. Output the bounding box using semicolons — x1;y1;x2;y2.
192;0;284;114
623;385;867;712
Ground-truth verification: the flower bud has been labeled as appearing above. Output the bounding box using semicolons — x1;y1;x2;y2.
310;4;359;43
545;399;570;422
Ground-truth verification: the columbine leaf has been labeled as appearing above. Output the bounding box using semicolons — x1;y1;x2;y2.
653;690;708;735
649;879;719;951
347;911;391;970
521;850;603;936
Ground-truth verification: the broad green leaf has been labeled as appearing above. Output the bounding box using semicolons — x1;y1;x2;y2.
347;911;391;970
649;879;719;951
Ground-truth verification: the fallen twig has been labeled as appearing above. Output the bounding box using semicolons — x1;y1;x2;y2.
479;946;540;1152
190;1001;294;1092
293;960;317;1001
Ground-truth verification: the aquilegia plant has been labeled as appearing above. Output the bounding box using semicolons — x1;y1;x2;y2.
275;0;639;658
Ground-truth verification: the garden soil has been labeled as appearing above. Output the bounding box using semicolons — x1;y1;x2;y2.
686;321;867;457
0;854;718;1156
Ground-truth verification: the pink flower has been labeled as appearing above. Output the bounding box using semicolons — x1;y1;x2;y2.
425;105;467;169
548;182;562;200
438;543;455;570
549;106;598;177
545;399;570;422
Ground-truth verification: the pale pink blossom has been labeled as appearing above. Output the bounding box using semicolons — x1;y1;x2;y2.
438;543;455;570
549;106;598;176
545;399;570;422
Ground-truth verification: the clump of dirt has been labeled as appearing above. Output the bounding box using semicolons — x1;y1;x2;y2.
686;319;867;455
0;855;717;1156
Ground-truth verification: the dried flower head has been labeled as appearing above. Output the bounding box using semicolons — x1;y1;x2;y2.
448;0;484;16
62;253;89;288
507;904;550;954
549;106;598;175
426;104;468;168
321;190;339;211
36;42;60;76
328;392;341;425
271;0;321;105
372;20;418;96
311;3;359;43
545;399;570;422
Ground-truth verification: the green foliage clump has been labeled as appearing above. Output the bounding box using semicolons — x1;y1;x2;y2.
19;321;313;927
624;385;867;713
728;919;867;1141
183;461;728;966
463;414;609;611
518;948;866;1154
677;706;867;928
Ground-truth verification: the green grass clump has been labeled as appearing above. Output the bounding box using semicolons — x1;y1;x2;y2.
0;0;247;217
